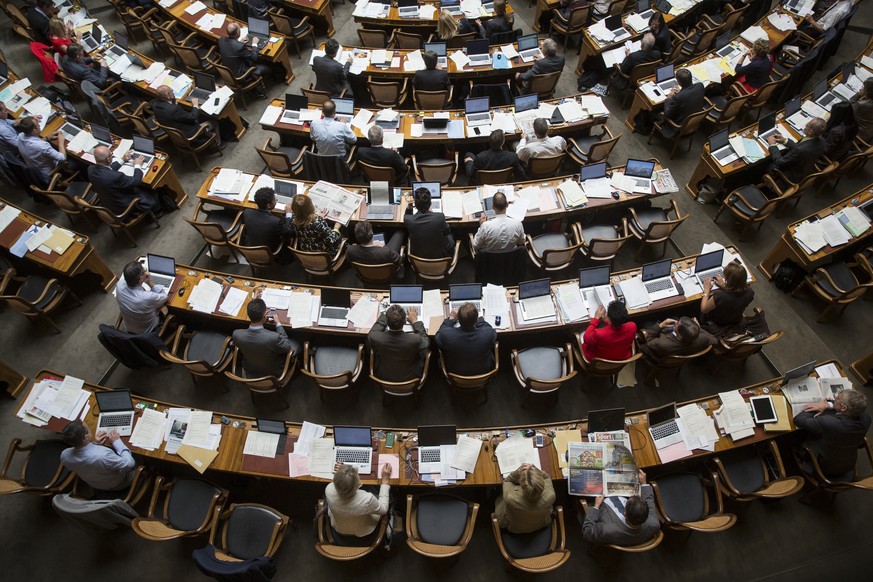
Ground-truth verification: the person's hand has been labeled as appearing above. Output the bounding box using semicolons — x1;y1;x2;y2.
449;308;458;320
669;85;680;97
252;37;260;47
660;318;677;329
713;274;725;289
407;307;419;323
35;114;43;122
625;46;631;56
593;495;604;508
703;277;712;293
191;97;199;108
283;203;292;213
594;305;606;320
803;399;831;417
374;240;384;247
133;155;144;166
381;462;392;482
253;286;264;299
94;430;108;444
122;150;132;162
53;130;64;141
106;430;121;443
478;213;487;225
334;461;343;471
638;469;647;485
240;35;249;44
159;305;169;317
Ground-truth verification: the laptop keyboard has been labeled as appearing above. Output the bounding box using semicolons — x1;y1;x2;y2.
99;412;134;428
651;420;680;441
367;205;394;216
714;148;734;161
468;113;490;122
450;300;481;311
336;449;370;464
469;55;491;65
645;279;673;293
633;178;650;189
321;307;349;320
420;449;440;463
190;88;213;101
151;273;175;287
520;49;542;60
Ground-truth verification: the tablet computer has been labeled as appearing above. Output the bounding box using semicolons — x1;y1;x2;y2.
750;396;778;424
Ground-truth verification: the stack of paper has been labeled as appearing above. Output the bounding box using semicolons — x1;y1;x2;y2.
579;95;608;116
491;112;518;133
130;408;167;451
308;438;336;479
619;277;650;308
200;85;235;115
243;431;281;458
495;435;541;477
716;390;755;440
218;286;248;316
164;408;192;454
677;403;720;450
181;410;215;449
185;1;207;14
0;205;21;233
403;50;426;72
211;168;244;197
449;435;482;474
559;179;587;207
347;295;379;328
819;214;852;247
31;376;88;421
294;421;327;456
626;13;649;33
767;12;797;31
794;220;827;254
557;100;585;122
837;206;871;237
483;284;509;328
556;283;587;322
259;105;283;125
188;277;223;313
288;291;315;328
261;287;293;310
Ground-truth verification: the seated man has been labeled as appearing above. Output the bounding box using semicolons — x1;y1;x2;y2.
347;220;406;278
612;33;661;92
435;303;497;377
61;44;108;89
413;51;450;92
582;470;660;545
115;260;169;334
357;125;408;183
766;117;826;184
495;463;556;534
60;420;136;493
472;192;524;252
516;39;564;94
794;390;871;477
88;145;160;216
0;103;22;155
243;187;293;262
655;68;705;136
638;316;714;359
151;85;221;148
464;129;524;185
582;301;637;361
27;0;54;46
310;99;357;157
801;0;853;37
851;79;873;141
16;116;66;187
218;22;271;92
368;304;429;382
231;297;301;378
312;38;353;98
404;187;454;258
515;117;567;164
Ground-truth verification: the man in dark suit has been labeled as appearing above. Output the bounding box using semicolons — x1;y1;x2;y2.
516;38;565;93
435;303;497;376
766;117;827;183
404;187;454;259
662;68;706;125
27;0;53;46
357;125;407;184
638;316;714;359
582;470;661;546
232;297;301;378
348;220;406;278
151;86;221;148
413;51;450;92
312;38;352;98
218;22;271;94
368;305;430;382
61;44;108;89
465;129;524;184
87;146;161;216
243;187;293;262
794;390;870;477
612;33;662;91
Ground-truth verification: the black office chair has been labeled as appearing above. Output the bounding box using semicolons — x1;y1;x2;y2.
650;471;737;533
0;439;74;496
469;235;527;286
405;493;479;558
131;476;228;541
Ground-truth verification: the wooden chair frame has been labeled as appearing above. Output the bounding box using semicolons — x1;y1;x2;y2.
490;507;571;573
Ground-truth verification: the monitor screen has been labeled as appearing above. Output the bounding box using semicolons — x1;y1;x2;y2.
418;425;457;446
0;61;8;79
518;278;551;300
334;98;354;115
248;17;270;37
784;97;801;117
424;42;447;57
517;33;538;51
274;180;296;196
842;62;855;81
257;418;286;435
398;0;416;6
709;129;729;151
467;38;489;55
514;94;538;112
647;402;676;427
193;71;216;91
655;64;674;83
320;288;351;308
588;408;626;433
637;0;649;13
449;283;482;301
780;361;817;385
390;285;423;304
333;426;372;447
642;259;671;281
92;23;102;43
578;266;610;288
90;123;111;143
581;162;607;180
412;181;441;199
441;0;460;6
695;249;724;273
284;93;308;111
114;31;128;50
132;134;154;155
465;96;490;114
625;159;655;178
95;389;133;412
758;112;776;134
147;253;175;275
715;31;730;50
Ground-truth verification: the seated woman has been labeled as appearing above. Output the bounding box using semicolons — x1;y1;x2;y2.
436;8;482;41
482;0;514;40
495;463;556;534
325;463;392;541
289;194;342;254
822;101;859;161
648;12;671;55
700;262;754;336
734;39;773;93
49;17;78;55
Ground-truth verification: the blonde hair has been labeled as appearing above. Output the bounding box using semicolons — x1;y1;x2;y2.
520;466;545;500
333;465;360;497
49;18;67;39
752;38;770;58
438;9;459;40
291;194;316;227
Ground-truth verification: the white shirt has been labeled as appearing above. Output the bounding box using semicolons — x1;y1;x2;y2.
310;116;357;157
473;213;525;251
515;135;567;163
325;483;390;536
817;0;852;29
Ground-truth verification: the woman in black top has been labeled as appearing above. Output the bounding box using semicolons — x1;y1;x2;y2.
482;0;514;40
823;101;859;160
734;38;773;92
648;13;671;55
700;262;754;336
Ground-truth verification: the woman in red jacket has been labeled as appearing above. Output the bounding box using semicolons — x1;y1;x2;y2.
582;301;637;361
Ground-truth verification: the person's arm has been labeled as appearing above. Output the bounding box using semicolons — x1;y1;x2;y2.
369;313;389;335
274;323;295;354
582;318;600;348
53;132;66;161
581;500;605;543
343;123;357;145
700;277;718;314
516;140;530;163
511;221;526;246
99;431;136;472
541;474;556;505
390;151;407;178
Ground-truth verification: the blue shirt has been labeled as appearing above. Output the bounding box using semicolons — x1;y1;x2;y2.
60;440;136;491
115;279;167;334
309;116;356;156
0;119;18;154
17;133;64;182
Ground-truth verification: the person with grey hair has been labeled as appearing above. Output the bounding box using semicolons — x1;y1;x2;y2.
356;125;408;183
16;116;66;186
638;315;714;359
515;117;567;163
516;38;565;93
59;420;136;492
87;145;160;217
766;117;827;183
325;463;392;538
795;390;870;477
218;22;270;94
612;33;662;91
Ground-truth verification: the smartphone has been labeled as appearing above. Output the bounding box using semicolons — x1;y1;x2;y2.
269;307;276;320
372;233;385;244
386;432;395;447
535;434;544;447
213;97;220;106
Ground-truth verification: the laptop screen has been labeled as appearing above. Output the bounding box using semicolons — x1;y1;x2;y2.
588;408;626;433
418;425;457;446
604;14;622;30
114;30;128;50
465;96;490;114
390;285;423;304
518;278;551;300
625;159;655;178
132;134;154;155
637;0;649;12
95;389;133;412
655;64;674;83
424;42;447;57
655;0;671;12
334;98;355;116
579;266;610;288
517;33;538;51
812;78;827;100
784;97;801;117
581;162;607;180
467;39;489;56
334;426;372;447
449;283;482;301
274;180;296;196
514;94;538;112
90;123;112;144
92;23;102;43
758;112;776;134
147;253;175;276
647;402;676;427
398;0;416;6
843;62;855;82
248;17;270;37
257;418;286;435
695;249;724;273
709;129;729;151
642;259;671;281
284;93;308;111
321;287;351;308
193;71;216;92
780;361;817;386
441;0;460;6
412;181;441;199
0;61;8;80
715;31;730;50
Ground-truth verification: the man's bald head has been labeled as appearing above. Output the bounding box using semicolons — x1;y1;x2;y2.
805;118;826;138
156;85;174;101
94;146;112;165
226;22;240;38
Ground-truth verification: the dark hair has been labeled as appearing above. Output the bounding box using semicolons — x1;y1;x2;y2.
489;129;505;151
325;38;339;57
423;50;437;70
413;188;432;212
721;262;748;292
676;68;692;88
36;0;53;10
385;304;406;330
825;101;858;142
648;12;665;29
254;187;275;210
676;316;700;343
61;420;88;446
354;220;374;244
607;300;628;325
67;44;84;60
492;191;508;211
322;99;336;117
123;261;145;287
18;116;39;135
625;496;649;527
457;303;478;330
532;118;548;138
247;298;267;323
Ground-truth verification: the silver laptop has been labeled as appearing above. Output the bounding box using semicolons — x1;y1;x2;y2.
412;181;441;212
756;112;784;146
578;266;614;308
146;253;177;289
466;39;491;67
334;97;354;123
423;41;448;68
367;181;396;220
517;34;543;62
812;77;842;111
390;284;423;331
694;249;725;287
641;259;679;301
274;179;297;207
60;121;83;142
624;158;656;194
708;129;738;167
95;390;135;437
80;24;102;53
317;288;351;327
449;283;482;311
647;402;683;449
518;278;556;321
334;426;373;474
441;0;463;15
604;14;631;41
398;0;419;18
465;96;492;126
655;64;678;92
130;134;155;168
418;424;456;474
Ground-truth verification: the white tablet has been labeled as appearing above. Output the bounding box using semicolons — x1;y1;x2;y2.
750;396;778;424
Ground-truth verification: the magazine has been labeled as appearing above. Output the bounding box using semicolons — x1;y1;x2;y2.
568;436;640;497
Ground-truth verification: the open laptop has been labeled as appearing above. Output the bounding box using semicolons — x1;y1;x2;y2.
81;23;103;53
0;61;7;85
588;407;626;433
518;278;556;321
784;96;811;132
334;426;373;474
60;118;83;142
641;258;679;301
709;129;738;166
514;93;538;113
418;425;457;474
578;265;614;309
247;17;271;44
422;117;450;133
465;96;492;126
441;0;463;15
635;0;654;21
274;180;296;207
517;34;543;62
466;39;491;67
256;418;287;455
424;41;448;68
715;32;742;61
756;112;785;146
280;93;309;123
189;71;217;102
333;97;354;123
449;283;482;311
654;0;671;12
317;288;351;327
131;134;155;167
694;249;725;287
398;0;419;18
624;158;656;193
647;402;683;449
390;284;423;317
779;361;817;387
581;161;608;181
813;77;841;111
412;181;442;212
90;123;113;148
604;14;631;42
95;390;135;437
104;30;128;63
655;64;678;92
146;253;177;289
367;181;395;219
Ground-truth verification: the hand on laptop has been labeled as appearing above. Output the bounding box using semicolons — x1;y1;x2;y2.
406;307;419;324
133;155;144;166
449;308;458;320
767;133;785;145
95;430;121;445
478;213;487;225
123;151;133;162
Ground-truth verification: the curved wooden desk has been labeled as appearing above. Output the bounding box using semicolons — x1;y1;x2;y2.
352;1;514;30
276;0;337;37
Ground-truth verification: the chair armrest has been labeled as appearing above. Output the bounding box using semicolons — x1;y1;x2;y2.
117;197;144;220
236;66;258;81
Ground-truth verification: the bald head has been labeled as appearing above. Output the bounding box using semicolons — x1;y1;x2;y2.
156;85;174;101
94;146;112;165
226;22;240;38
805;118;826;138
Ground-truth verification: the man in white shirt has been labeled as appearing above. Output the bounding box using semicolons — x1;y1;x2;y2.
515;118;567;164
472;192;525;251
803;0;853;36
115;261;169;334
310;99;356;157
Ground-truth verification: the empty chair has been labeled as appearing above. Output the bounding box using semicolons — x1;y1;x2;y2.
439;342;499;404
157;123;221;172
550;6;591;50
792;256;873;322
446;30;477;50
29;175;96;229
198;503;290;562
411;153;459;185
300;341;365;401
255;137;307;177
408;240;460;282
184;202;243;262
225;346;298;408
741;77;786;120
212;61;266;110
710;442;805;501
405;493;479;558
490;28;521;45
491;507;571;573
0;439;73;496
702;2;748;31
131;477;228;541
576;219;632;267
358;160;404;186
269;13;315;58
566;126;621;166
511;344;577;406
525;229;584;272
713;179;791;240
627;199;687;261
314;499;388;560
367;78;409;109
358;28;390;48
393;30;423;49
370;348;432;406
610;59;661;108
302;85;342;107
75;194;160;247
168;42;217;74
0;275;80;334
650;471;737;533
705;86;752;131
768;162;839;216
159;325;233;384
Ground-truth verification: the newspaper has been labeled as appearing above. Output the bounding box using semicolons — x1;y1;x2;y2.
306;181;364;226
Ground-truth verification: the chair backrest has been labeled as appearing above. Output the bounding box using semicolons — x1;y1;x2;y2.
255;143;293;176
301;343;364;390
536;237;583;270
655;345;712;369
564;5;592;28
36;189;84;216
358;28;388;48
491;507;570;573
369;348;430;396
289;246;335;275
470;82;513;106
76;197;127;226
302;87;331;107
213;61;248;88
23;440;71;490
159;124;195;151
228;228;277;268
476;166;515;185
692;26;723;55
474;245;527;286
367;79;407;108
413;154;458;185
528;71;562;99
527;153;566;179
677;107;712;138
184;216;232;245
641;213;686;242
721;3;748;30
580;220;631;261
587;131;621;164
490;28;521;45
795;162;838;194
269;11;295;36
351;261;398;286
302;151;352;183
715;92;752;126
439;343;499;392
408;242;458;280
358;160;397;184
629;60;661;85
216;503;288;560
718;331;783;360
164;478;226;533
514;346;576;394
170;43;204;71
315;499;388;560
747;77;784;108
394;30;423;49
129;114;161;142
413;89;451;110
446;30;477;49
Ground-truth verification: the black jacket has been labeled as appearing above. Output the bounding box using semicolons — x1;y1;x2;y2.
403;209;454;258
97;324;169;369
357;146;407;180
435;317;497;376
87;162;144;215
151;99;203;139
652;25;671;54
467;148;524;183
483;15;513;40
368;315;430;382
312;55;351;97
413;68;450;91
347;244;401;267
734;56;773;89
768;136;826;183
218;36;261;77
27;6;51;46
243;208;292;250
663;82;706;123
795;410;872;476
519;54;565;84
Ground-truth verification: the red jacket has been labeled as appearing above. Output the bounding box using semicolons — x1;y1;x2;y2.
582;318;636;361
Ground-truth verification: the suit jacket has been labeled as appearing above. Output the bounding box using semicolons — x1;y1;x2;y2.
582;486;661;545
231;325;298;378
243;208;291;250
519;54;565;83
794;410;871;476
434;317;497;376
218;36;261;77
484;15;513;40
347;243;401;267
663;82;706;123
851;94;873;140
61;57;108;88
27;6;51;46
768;136;826;183
620;49;662;76
652;25;671;54
582;319;637;361
151;99;203;139
412;68;450;91
312;55;351;97
639;328;714;359
495;469;556;534
469;148;524;183
403;209;454;258
247;0;271;17
734;55;773;89
367;315;429;382
357;146;407;179
87;162;144;215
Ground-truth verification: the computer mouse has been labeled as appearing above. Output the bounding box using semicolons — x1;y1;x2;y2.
178;287;186;297
612;191;620;200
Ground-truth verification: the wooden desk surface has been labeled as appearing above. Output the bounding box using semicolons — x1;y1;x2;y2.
573;7;684;70
353;2;514;27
